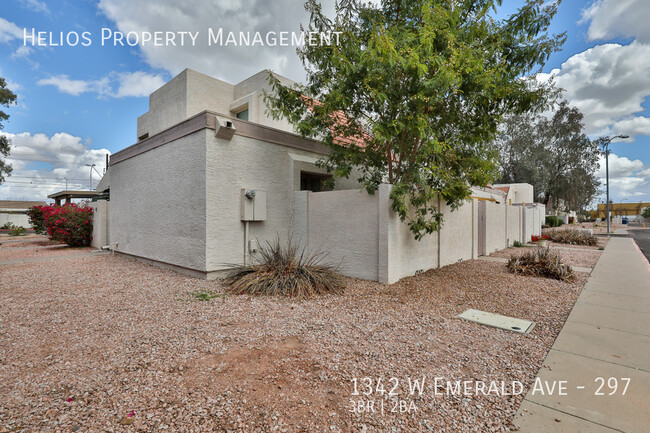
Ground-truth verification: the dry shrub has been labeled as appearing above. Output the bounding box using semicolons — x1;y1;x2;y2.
542;228;598;246
507;247;574;281
223;236;344;299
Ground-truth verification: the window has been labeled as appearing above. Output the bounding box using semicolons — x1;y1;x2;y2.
235;109;249;121
138;133;149;141
300;172;332;192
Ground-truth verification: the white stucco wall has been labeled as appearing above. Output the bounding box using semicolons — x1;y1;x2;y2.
0;212;30;228
506;205;522;245
138;69;236;139
109;130;207;271
438;199;474;267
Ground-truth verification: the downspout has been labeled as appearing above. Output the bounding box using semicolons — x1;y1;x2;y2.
243;221;249;266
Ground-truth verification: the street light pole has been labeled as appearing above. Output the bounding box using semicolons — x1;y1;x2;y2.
602;135;629;237
85;163;96;191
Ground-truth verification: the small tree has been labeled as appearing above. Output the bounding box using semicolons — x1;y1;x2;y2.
0;76;17;184
643;207;650;219
496;101;601;211
267;0;564;239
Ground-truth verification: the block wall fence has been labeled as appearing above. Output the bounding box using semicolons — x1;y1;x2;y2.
293;184;544;284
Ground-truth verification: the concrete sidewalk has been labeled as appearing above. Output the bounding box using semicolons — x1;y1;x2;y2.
514;237;650;433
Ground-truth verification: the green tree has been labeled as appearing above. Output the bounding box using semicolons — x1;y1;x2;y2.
267;0;564;239
496;101;601;212
0;76;17;185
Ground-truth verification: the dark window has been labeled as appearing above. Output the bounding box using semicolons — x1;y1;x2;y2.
235;109;249;121
300;172;332;192
138;133;149;141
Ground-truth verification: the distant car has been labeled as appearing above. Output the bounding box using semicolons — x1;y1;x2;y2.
622;217;629;224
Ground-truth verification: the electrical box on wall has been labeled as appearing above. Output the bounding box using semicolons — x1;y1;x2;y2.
241;189;267;221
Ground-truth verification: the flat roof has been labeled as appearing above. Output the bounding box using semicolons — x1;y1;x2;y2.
47;190;101;199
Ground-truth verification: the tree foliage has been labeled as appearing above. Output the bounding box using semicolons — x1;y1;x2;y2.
266;0;564;238
0;76;17;185
496;101;601;212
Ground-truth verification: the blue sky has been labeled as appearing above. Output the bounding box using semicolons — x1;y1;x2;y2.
1;0;649;205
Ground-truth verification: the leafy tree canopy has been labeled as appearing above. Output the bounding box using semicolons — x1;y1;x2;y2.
496;101;601;212
267;0;565;239
0;76;17;185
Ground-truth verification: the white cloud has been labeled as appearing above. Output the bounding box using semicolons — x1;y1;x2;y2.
37;71;165;98
96;0;338;83
595;152;650;201
11;45;33;59
537;42;650;136
596;153;644;179
0;17;23;44
37;75;102;96
0;132;110;201
582;0;650;43
113;71;165;97
23;0;50;14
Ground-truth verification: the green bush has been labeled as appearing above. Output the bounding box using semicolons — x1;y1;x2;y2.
7;224;27;236
223;235;344;299
545;215;564;227
27;206;47;234
512;240;525;248
643;207;650;218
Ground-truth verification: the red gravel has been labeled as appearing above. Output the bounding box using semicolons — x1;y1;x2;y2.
0;247;589;432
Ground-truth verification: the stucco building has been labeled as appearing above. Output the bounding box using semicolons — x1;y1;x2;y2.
94;69;544;283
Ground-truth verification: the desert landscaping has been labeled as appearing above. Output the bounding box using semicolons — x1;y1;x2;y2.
0;234;593;432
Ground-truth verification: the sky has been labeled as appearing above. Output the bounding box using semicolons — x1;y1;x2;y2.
0;0;649;206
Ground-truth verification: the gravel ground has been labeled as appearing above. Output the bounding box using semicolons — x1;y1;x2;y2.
489;244;603;268
0;237;93;261
0;247;588;432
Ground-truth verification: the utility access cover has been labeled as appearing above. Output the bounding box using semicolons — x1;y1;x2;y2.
456;309;535;334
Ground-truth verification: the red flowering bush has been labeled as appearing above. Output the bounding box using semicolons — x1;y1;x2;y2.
531;234;549;242
33;203;94;247
27;205;47;234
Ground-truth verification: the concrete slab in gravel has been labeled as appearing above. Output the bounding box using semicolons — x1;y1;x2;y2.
456;308;535;334
551;321;650;371
514;401;619;433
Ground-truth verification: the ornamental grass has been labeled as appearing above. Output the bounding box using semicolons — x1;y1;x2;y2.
507;247;574;281
222;235;344;299
542;228;598;246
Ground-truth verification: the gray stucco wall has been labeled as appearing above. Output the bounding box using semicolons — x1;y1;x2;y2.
506;205;522;246
109;130;207;271
204;132;360;274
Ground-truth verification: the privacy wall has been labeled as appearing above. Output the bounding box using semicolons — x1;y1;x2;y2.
293;184;544;284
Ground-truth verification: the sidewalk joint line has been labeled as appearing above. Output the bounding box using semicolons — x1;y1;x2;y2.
523;400;625;432
550;348;650;373
567;320;650;337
